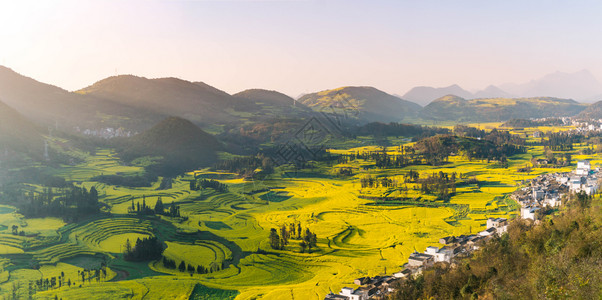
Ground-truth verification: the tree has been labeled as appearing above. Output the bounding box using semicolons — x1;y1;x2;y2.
280;224;289;246
154;197;164;215
124;238;132;255
178;261;186;272
269;228;281;250
574;191;591;210
299;241;307;253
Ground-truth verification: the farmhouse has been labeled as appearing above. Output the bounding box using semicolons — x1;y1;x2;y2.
407;252;434;268
393;269;412;278
521;206;539;220
576;160;591;176
479;227;497;237
324;293;351;300
486;217;508;234
439;236;455;245
337;287;368;300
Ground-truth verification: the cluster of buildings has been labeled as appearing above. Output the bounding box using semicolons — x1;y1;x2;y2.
324;276;398;300
513;160;599;220
76;127;135;139
530;117;602;137
325;217;508;300
569;119;602;133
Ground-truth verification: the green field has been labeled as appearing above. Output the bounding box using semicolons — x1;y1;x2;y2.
0;129;598;299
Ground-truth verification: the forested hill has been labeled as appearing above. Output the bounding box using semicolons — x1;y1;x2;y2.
232;88;313;118
576;100;602;119
0;99;44;160
0;66;165;131
419;95;586;122
77;75;241;126
120;116;220;176
299;86;422;124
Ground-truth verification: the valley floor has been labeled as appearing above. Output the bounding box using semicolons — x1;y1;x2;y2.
1;139;599;299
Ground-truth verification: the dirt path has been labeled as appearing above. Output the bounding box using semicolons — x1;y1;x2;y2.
109;268;129;282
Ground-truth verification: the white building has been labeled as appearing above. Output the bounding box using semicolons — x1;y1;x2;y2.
521;206;540;220
544;196;561;207
486;217;508;234
408;252;434;268
479;227;497;236
576;160;591;176
338;287;367;300
393;269;412;278
424;246;452;263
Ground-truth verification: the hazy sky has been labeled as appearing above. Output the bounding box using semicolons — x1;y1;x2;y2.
1;0;602;97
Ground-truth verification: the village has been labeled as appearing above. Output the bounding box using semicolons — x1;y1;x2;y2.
325;160;599;300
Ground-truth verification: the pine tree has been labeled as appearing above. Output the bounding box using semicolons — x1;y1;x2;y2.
280;224;288;245
125;238;132;255
269;228;281;250
154;197;164;215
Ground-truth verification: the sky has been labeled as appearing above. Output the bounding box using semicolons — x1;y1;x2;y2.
1;0;602;97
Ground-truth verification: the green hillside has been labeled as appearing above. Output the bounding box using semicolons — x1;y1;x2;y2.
576;100;602;119
121;116;220;176
0;100;44;160
78;76;240;126
298;86;422;123
419;95;586;122
232;89;313;118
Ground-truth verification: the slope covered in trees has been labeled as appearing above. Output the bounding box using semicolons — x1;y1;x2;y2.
393;193;602;299
0;100;44;161
0;66;164;131
576;100;602;120
120;117;220;176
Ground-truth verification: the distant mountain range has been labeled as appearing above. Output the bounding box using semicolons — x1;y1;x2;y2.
402;70;602;106
1;65;601;134
402;85;474;106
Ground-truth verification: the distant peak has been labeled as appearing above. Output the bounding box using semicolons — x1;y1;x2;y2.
435;94;466;101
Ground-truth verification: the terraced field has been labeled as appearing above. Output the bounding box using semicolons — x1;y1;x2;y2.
2;134;601;299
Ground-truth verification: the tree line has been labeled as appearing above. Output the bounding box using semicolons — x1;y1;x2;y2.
214;154;274;178
351;122;450;139
190;179;229;193
162;256;224;274
128;196;181;218
269;223;317;253
17;186;100;222
34;264;108;293
123;236;163;262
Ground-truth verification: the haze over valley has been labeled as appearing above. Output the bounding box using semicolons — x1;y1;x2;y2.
3;1;602;299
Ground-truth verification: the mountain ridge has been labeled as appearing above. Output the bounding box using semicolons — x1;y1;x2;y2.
299;86;421;124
